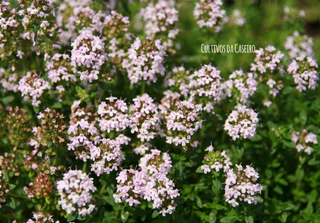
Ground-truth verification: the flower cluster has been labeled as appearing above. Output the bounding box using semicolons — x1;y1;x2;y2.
292;130;318;155
283;6;305;24
287;56;319;92
26;212;59;223
189;64;223;105
223;9;246;27
23;153;65;175
113;149;180;216
251;46;284;97
29;108;67;152
162;99;202;149
18;72;51;107
0;0;57;63
224;104;259;141
129;94;162;143
251;45;284;74
57;169;96;216
140;0;179;50
0;67;21;93
200;145;232;174
200;145;262;207
98;96;130;134
55;0;99;44
0;171;9;208
193;0;226;32
46;53;76;85
284;31;314;59
102;11;130;68
165;66;191;98
224;164;262;207
24;172;54;198
221;70;258;104
6;106;32;148
0;152;20;176
67;102;100;161
71;30;107;83
122;37;166;84
90;138;125;176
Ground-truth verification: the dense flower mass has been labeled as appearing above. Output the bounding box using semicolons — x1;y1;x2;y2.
57;170;96;216
221;70;258;104
189;64;223;104
129;93;162;143
113;149;180;216
251;45;284;74
194;0;226;32
1;0;320;222
200;145;262;207
122;37;166;84
224;104;259;140
71;30;107;82
287;56;319;92
285;31;314;59
292;130;318;155
18;72;51;107
140;0;179;50
224;164;262;207
26;212;59;223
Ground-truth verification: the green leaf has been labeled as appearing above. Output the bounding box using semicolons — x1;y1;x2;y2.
0;95;14;104
90;91;98;98
209;212;217;223
245;216;254;223
299;110;307;125
67;212;77;222
188;192;195;201
308;157;320;166
195;166;203;173
283;140;296;148
8;184;16;190
176;197;186;205
283;86;294;94
212;179;221;193
273;185;283;195
296;168;305;181
77;214;86;221
278;179;288;186
215;204;227;210
99;206;106;219
305;201;314;215
52;102;62;109
105;196;115;205
152;210;160;218
75;86;83;94
195;196;203;208
95;198;106;207
121;206;129;222
278;212;289;222
8;197;15;209
220;216;237;223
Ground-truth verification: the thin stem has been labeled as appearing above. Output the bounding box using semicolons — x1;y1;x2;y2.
82;161;87;172
141;82;146;94
7;192;29;199
99;183;107;196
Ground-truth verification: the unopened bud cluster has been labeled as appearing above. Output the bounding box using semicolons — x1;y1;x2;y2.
24;172;53;198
